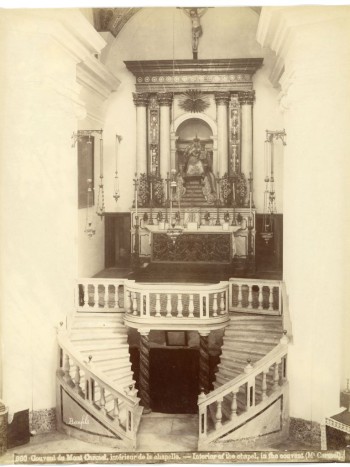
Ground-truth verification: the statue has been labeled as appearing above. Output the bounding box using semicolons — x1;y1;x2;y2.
183;136;217;203
183;8;207;59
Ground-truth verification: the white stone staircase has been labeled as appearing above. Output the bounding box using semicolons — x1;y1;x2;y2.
198;312;289;450
56;311;142;449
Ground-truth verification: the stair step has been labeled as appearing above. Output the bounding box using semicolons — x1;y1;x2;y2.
70;331;128;342
224;336;280;346
80;346;130;359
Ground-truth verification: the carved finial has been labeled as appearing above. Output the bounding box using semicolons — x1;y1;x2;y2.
280;330;289;344
245;358;253;373
59;321;63;327
88;355;92;363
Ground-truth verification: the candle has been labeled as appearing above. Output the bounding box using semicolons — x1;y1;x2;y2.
100;138;103;175
150;180;153;200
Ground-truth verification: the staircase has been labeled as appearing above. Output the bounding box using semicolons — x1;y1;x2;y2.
56;311;143;449
198;312;289;450
181;177;211;207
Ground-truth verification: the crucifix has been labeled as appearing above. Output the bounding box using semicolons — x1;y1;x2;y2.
181;8;208;59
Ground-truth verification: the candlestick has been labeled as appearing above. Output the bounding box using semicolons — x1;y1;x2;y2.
135;190;138;217
249;192;252;215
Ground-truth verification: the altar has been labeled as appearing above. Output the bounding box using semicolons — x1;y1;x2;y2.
146;225;241;264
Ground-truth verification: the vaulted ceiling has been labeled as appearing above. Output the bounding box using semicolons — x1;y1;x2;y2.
93;7;261;38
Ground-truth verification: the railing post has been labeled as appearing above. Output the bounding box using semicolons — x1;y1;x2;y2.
230;390;238;419
63;354;72;385
258;285;263;310
113;398;120;426
220;292;225;315
215;399;223;429
177;294;183;318
166;294;172;317
155;294;161;317
213;293;218;317
139;330;152;414
199;331;210;393
100;387;107;415
132;292;138;316
74;365;83;397
273;360;280;390
248;285;253;309
114;284;120;310
125;289;132;313
198;390;207;440
269;286;274;311
262;370;268;400
103;285;108;310
237;284;242;309
94;284;99;308
188;294;194;318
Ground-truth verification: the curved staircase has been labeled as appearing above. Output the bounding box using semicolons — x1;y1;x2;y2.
198;311;289;450
56;311;142;449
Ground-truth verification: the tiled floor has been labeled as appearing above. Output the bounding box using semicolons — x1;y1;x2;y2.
1;413;318;465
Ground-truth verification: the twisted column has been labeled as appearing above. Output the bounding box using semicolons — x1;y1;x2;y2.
199;331;210;393
215;92;230;176
157;92;173;178
133;92;149;175
239;90;255;206
139;330;151;413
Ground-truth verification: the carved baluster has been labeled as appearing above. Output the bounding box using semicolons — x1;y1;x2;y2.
81;284;87;309
269;286;274;311
273;361;280;390
248;285;253;309
63;354;72;384
237;284;242;309
125;289;132;313
94;284;99;308
230;391;238;419
188;294;194;318
198;390;207;439
262;371;268;400
132;292;138;316
258;285;263;310
103;284;108;310
155;293;161;317
113;398;120;425
177;294;183;318
220;292;225;315
213;293;218;317
166;294;172;317
100;387;107;415
74;365;81;393
114;285;119;310
215;399;223;429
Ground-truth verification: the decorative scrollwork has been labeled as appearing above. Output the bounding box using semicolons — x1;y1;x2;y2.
220;173;231;206
137;173;149;207
178;89;210;113
152;176;164;207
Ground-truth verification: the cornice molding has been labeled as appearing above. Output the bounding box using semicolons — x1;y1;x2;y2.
125;59;263;93
77;56;120;101
157;92;173;106
132;92;150;107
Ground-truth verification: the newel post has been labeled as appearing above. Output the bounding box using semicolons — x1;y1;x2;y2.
139;329;152;414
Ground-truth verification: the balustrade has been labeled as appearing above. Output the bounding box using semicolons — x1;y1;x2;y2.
76;279;125;312
198;343;288;442
229;279;282;315
57;335;139;440
123;282;229;325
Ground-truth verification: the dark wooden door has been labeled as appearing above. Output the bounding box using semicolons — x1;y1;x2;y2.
105;213;131;268
149;348;199;414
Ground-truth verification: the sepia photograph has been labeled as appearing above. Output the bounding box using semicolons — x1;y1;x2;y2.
0;1;349;464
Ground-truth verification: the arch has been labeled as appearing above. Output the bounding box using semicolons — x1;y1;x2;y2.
173;112;217;137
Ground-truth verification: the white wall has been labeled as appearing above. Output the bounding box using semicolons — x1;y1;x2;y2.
258;6;350;423
100;7;284;214
0;9;108;414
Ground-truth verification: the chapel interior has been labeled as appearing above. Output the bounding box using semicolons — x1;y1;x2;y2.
0;5;350;456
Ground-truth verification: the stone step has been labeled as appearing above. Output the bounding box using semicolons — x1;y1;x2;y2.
223;335;280;346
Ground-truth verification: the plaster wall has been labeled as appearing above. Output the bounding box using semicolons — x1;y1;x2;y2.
0;10;107;414
100;7;284;214
257;6;350;423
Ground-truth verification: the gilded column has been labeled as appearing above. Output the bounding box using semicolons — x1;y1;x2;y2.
199;331;210;393
139;330;151;414
133;93;150;175
157;92;173;179
239;90;255;206
215;92;230;177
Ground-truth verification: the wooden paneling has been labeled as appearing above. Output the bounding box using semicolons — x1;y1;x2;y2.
255;214;283;274
104;213;131;268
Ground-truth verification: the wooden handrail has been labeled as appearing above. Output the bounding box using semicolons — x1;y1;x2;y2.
198;341;288;408
57;330;137;407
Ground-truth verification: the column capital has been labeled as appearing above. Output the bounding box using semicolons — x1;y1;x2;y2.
238;90;255;105
157;92;173;106
214;91;230;106
139;329;151;336
133;92;150;107
198;330;211;337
